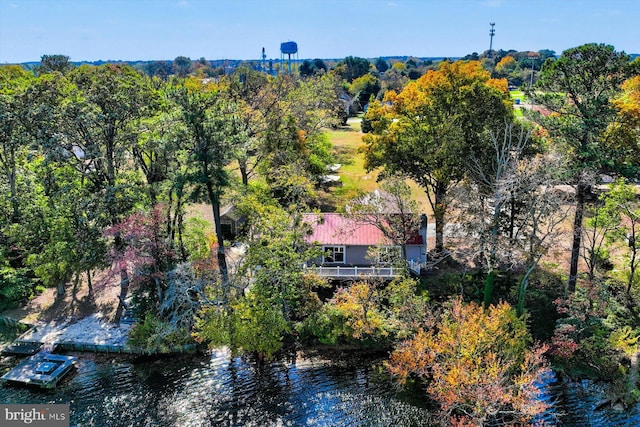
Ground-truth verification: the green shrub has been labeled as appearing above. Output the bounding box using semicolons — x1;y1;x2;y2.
128;313;192;351
0;267;39;312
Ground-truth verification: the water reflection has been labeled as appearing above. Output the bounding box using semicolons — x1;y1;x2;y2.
3;348;640;426
537;372;640;427
1;349;434;426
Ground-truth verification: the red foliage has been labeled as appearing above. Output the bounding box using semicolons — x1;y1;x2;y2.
103;205;176;286
550;280;609;359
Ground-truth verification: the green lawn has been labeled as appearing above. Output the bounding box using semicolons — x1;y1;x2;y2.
510;90;527;118
510;90;528;103
324;118;432;214
325;120;379;202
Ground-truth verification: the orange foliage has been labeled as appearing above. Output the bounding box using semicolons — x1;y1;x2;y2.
387;60;509;116
487;78;509;94
496;55;517;72
605;75;640;154
614;75;640;122
387;298;549;425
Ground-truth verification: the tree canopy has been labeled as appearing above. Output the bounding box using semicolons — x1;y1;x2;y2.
363;60;513;252
528;43;640;292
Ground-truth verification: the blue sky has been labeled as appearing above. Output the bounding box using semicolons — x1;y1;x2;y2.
1;0;638;63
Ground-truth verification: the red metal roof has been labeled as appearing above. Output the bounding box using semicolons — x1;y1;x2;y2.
303;213;423;246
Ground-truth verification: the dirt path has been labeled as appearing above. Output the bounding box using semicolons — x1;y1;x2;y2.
1;270;120;326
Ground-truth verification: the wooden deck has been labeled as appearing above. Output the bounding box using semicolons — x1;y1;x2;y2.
1;351;76;388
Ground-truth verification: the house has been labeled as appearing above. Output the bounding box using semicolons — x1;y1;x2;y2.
302;213;428;279
220;205;244;241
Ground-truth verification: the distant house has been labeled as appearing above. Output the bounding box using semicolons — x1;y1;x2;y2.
220;205;244;241
302;213;427;278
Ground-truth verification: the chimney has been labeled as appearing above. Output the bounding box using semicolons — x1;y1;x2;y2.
419;214;428;263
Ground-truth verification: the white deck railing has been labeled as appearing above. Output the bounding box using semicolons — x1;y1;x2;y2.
304;260;422;278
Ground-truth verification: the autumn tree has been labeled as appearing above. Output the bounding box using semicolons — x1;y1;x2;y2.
227;67;281;187
103;206;180;323
379;63;409;95
526;43;639;293
363;60;513;253
387;298;549;425
606;74;640;176
604;75;640;294
308;276;429;347
317;280;392;345
259;73;341;205
495;55;517;73
227;69;342;194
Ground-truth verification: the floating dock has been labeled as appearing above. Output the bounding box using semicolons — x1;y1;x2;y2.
1;342;42;356
1;351;76;388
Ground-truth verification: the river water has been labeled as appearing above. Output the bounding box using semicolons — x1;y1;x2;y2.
1;348;639;426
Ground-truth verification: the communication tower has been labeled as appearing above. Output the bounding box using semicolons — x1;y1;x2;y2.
489;23;496;60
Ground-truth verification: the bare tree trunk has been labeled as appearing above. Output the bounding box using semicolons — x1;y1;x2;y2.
8;164;19;223
434;180;447;253
629;351;639;400
568;181;587;294
57;281;65;299
166;190;174;239
239;158;249;187
72;271;80;295
517;264;537;317
483;199;502;309
177;209;187;261
114;268;129;324
206;183;229;288
509;192;516;240
628;229;637;295
86;269;93;296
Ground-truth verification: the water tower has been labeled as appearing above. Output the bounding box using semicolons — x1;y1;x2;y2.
280;41;298;73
